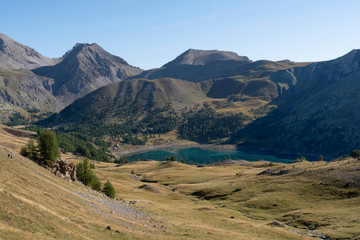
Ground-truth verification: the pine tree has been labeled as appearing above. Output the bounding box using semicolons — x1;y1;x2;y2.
91;174;102;191
76;158;92;185
38;131;60;164
103;180;116;199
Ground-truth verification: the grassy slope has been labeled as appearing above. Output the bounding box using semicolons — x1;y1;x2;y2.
0;125;165;240
103;160;360;240
1;125;359;239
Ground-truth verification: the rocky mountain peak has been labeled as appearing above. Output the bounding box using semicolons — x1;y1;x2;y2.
61;42;129;67
163;49;250;67
32;42;142;108
0;33;58;70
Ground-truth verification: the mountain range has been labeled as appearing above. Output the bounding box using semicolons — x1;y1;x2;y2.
1;33;360;157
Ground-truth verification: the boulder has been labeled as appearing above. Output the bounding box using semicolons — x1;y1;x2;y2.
48;158;77;181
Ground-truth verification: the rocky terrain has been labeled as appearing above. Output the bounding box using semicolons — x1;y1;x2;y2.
0;34;142;114
0;33;59;70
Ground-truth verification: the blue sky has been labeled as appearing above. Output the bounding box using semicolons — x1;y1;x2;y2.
1;0;360;69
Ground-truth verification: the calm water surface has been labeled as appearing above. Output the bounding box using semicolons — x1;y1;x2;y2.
124;147;294;164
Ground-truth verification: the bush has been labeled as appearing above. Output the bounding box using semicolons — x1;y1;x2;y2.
103;180;116;199
77;158;91;185
76;158;102;191
351;150;360;158
318;155;324;161
39;131;60;164
91;175;102;191
114;157;128;164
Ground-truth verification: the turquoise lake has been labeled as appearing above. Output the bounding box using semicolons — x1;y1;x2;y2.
124;147;294;164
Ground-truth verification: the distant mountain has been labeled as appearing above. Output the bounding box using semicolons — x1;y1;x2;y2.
33;43;142;107
163;49;250;67
0;33;59;70
134;49;305;83
234;49;360;156
0;34;61;114
41;71;300;127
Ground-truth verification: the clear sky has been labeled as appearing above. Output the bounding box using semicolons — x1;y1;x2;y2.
1;0;360;69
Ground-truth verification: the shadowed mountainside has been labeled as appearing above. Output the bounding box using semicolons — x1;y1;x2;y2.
234;49;360;156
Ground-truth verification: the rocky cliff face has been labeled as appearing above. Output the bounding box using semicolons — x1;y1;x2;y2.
33;43;143;107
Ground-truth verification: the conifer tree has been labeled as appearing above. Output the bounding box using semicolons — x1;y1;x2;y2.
39;131;60;164
103;180;116;199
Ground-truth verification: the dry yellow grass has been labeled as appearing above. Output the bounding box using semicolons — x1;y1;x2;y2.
1;125;359;239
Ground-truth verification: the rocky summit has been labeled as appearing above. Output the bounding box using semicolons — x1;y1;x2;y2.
33;43;143;107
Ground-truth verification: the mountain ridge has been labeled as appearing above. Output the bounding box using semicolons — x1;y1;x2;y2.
0;33;59;70
32;42;143;107
234;49;360;155
162;49;251;67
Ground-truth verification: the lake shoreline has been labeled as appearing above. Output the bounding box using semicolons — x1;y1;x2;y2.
114;143;238;158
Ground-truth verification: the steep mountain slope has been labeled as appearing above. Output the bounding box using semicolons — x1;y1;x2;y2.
0;125;163;239
33;43;142;107
0;33;58;70
0;69;60;112
42;78;212;125
234;49;360;156
0;34;61;116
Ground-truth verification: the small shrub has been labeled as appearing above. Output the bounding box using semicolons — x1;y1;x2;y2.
90;161;95;169
91;175;102;191
351;150;360;158
115;157;128;164
103;180;116;199
20;139;38;160
318;155;323;161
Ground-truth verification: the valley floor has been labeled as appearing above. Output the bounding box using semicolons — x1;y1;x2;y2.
1;125;360;239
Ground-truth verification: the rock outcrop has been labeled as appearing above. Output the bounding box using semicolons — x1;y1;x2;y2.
48;158;76;181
